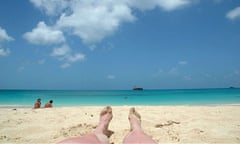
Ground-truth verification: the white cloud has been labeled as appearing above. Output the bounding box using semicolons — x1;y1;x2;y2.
67;53;85;63
29;0;194;45
51;44;70;57
226;7;240;20
167;61;189;75
0;48;10;56
103;42;114;51
0;27;14;42
89;45;96;51
56;1;135;44
127;0;191;11
51;45;85;68
107;75;115;79
178;60;188;65
0;27;13;57
23;21;65;45
30;0;69;16
61;63;71;68
165;60;189;75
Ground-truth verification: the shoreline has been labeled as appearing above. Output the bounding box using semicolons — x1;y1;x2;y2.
1;103;240;109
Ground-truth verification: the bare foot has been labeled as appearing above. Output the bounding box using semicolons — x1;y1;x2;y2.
124;108;157;144
58;107;113;144
95;106;113;137
128;107;142;131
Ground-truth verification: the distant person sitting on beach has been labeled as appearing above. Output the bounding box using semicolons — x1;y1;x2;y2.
58;106;157;144
44;100;53;108
34;98;41;109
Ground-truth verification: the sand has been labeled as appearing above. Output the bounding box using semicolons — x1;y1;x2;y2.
0;106;240;144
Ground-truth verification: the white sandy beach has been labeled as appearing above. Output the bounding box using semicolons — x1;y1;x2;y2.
0;106;240;144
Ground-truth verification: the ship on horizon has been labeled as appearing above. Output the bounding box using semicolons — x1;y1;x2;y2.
133;87;143;90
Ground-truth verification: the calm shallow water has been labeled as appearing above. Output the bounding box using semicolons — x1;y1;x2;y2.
0;88;240;107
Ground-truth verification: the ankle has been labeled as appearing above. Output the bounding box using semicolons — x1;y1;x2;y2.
131;123;142;131
96;123;108;131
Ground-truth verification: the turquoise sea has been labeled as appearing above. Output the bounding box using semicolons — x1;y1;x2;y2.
0;88;240;108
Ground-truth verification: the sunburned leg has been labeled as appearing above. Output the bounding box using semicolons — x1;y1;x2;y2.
58;106;113;144
123;107;157;144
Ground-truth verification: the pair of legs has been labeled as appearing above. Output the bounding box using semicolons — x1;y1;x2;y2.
58;106;157;144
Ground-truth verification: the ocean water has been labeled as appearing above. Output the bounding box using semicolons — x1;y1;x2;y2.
0;88;240;107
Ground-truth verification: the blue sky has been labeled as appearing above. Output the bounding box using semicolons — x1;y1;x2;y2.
0;0;240;90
